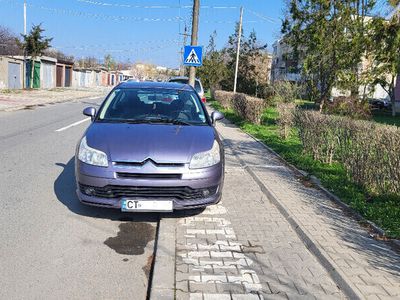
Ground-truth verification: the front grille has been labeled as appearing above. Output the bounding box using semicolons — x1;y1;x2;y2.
116;173;182;179
79;184;218;200
113;159;185;168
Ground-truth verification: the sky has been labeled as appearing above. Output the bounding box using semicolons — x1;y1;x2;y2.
0;0;287;68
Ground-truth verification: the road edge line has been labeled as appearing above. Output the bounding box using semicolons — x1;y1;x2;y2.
149;216;176;300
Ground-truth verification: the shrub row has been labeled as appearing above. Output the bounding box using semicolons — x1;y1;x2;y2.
276;103;296;139
214;90;235;109
294;110;400;195
214;90;266;124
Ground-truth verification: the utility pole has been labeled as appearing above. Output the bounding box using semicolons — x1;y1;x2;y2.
188;0;200;87
179;23;189;76
233;6;243;94
24;0;27;35
23;0;27;88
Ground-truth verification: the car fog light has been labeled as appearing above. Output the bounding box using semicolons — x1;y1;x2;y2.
85;187;95;195
202;189;210;197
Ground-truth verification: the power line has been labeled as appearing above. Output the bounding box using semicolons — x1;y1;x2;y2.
76;0;238;10
54;39;180;51
1;0;183;22
53;43;179;55
30;4;182;22
246;8;277;24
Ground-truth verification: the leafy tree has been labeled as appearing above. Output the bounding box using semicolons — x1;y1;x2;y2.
220;25;271;98
197;31;228;90
388;0;400;7
240;30;269;97
18;24;52;88
219;22;245;91
282;0;375;109
335;1;375;98
104;54;117;71
368;14;400;116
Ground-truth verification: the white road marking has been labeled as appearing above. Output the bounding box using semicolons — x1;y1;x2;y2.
88;96;100;100
180;204;263;298
55;118;91;132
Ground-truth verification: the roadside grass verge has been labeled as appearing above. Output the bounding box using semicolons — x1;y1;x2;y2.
210;98;400;239
372;110;400;127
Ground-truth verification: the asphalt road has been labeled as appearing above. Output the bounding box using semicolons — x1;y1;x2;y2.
0;98;159;299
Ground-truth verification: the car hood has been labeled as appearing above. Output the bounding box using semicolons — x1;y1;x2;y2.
85;123;216;163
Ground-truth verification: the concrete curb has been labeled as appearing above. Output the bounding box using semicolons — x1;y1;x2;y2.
245;166;363;300
0;94;105;112
149;217;176;300
220;135;363;299
243;130;400;250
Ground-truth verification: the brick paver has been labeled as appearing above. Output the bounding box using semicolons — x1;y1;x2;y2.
173;116;400;300
175;141;344;299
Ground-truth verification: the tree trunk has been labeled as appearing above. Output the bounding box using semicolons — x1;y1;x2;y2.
319;97;326;112
30;59;34;89
390;77;396;117
391;88;396;117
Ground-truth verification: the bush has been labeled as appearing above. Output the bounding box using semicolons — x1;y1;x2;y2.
276;103;296;139
214;90;267;124
271;81;301;104
214;90;235;109
295;110;400;195
232;93;267;124
324;96;371;119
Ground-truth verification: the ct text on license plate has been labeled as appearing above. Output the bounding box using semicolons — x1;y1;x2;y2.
121;199;173;212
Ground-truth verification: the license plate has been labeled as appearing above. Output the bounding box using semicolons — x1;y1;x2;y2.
121;199;173;212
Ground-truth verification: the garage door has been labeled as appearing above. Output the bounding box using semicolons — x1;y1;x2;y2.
42;62;55;89
65;67;71;87
56;65;63;87
8;62;21;89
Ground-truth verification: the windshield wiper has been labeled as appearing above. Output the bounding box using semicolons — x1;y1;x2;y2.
97;119;150;124
121;119;153;124
98;118;192;126
143;117;192;126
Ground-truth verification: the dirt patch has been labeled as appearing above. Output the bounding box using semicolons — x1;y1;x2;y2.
142;254;154;278
104;222;156;255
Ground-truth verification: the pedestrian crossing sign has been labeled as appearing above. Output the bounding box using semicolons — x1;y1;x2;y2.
183;46;203;67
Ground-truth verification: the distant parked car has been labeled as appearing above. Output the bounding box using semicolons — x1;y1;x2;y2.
169;76;206;103
76;81;225;212
369;99;390;110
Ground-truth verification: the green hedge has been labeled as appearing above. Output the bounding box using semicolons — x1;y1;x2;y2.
214;90;267;124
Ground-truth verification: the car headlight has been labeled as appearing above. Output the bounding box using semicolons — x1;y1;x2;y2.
190;141;220;169
78;136;108;167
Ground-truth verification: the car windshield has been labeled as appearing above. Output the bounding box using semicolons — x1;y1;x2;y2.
97;88;208;125
170;79;202;94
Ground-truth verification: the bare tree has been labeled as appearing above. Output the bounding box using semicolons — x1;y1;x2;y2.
0;26;22;55
44;48;74;62
76;56;100;68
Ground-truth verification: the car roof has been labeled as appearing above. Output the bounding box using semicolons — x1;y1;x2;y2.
116;81;194;91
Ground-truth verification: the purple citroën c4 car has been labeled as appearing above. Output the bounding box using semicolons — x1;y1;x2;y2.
75;81;225;212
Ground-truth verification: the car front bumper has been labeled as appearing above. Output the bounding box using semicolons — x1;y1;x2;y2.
75;159;224;210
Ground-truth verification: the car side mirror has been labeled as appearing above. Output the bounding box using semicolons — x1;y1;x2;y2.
211;111;224;125
83;107;96;121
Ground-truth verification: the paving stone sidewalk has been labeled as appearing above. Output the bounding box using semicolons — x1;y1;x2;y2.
172;118;400;300
0;87;111;111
